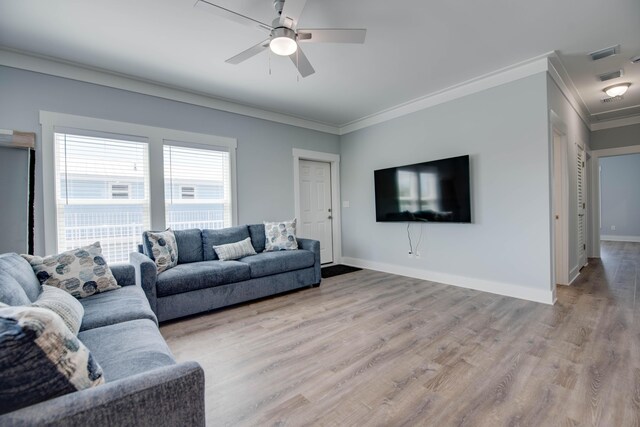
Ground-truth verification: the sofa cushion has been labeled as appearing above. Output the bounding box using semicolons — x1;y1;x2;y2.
31;285;84;335
22;242;120;299
239;250;315;279
0;305;104;415
202;226;250;260
174;229;204;264
0;270;31;306
248;224;266;253
0;253;42;301
156;261;251;297
80;285;158;331
78;319;175;382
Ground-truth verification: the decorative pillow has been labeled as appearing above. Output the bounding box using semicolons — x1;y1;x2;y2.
143;229;178;273
0;305;104;414
21;242;119;299
264;219;298;251
31;285;84;335
213;237;257;261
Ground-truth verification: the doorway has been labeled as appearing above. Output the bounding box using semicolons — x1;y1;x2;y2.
293;149;342;265
552;129;569;285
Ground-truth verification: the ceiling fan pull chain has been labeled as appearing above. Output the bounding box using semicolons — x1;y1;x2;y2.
269;49;272;76
296;49;299;83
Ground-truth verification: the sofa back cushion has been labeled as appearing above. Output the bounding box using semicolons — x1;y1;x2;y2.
174;229;203;264
0;270;31;306
248;224;266;253
0;253;42;302
202;226;250;261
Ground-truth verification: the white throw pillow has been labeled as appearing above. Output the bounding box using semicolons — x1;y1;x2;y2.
31;285;84;335
21;242;119;299
213;237;257;261
264;219;298;251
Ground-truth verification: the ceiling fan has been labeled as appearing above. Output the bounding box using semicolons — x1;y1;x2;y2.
194;0;366;78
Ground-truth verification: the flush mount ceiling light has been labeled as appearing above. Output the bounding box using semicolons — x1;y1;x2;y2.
270;27;297;56
604;83;631;97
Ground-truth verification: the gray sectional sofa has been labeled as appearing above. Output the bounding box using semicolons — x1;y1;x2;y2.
130;224;321;322
0;253;205;426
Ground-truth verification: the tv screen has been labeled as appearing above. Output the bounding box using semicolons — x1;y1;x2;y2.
374;155;471;223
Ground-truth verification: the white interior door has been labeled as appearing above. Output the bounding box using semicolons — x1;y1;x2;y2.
553;131;568;285
577;144;587;267
299;160;333;264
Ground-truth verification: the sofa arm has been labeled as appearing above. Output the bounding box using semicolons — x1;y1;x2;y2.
129;252;158;315
297;238;321;284
0;362;205;427
109;263;136;287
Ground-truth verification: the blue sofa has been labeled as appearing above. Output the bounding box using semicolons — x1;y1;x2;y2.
130;224;321;322
0;253;205;426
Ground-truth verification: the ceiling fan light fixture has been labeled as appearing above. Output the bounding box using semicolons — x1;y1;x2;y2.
604;83;631;97
270;27;297;56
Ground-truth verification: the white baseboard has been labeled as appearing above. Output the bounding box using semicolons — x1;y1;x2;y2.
341;257;555;305
600;235;640;243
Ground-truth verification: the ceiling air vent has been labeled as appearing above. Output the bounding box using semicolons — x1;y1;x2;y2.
590;45;620;61
598;70;623;82
631;55;640;64
601;95;624;103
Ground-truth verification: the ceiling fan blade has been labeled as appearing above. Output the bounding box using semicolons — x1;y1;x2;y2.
195;0;272;32
297;29;366;44
278;0;308;28
289;47;315;78
226;39;270;64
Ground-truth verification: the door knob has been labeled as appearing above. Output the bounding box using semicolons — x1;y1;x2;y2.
328;216;333;219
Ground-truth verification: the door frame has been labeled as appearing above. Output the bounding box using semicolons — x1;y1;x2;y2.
293;149;342;264
550;110;569;287
589;144;640;258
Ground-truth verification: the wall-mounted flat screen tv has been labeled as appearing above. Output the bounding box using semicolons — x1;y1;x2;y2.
374;155;471;223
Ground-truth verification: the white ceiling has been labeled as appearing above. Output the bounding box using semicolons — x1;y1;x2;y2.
1;0;639;128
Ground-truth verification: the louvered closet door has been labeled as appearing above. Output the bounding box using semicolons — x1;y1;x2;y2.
577;144;587;267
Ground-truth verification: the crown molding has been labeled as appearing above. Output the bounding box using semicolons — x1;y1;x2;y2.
338;52;554;135
546;52;592;129
0;48;341;135
590;114;640;131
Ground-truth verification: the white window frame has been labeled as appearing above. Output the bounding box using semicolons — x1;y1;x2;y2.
40;111;237;255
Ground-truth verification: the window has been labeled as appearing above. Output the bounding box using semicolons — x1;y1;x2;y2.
54;132;150;262
164;144;232;230
110;183;131;200
42;112;237;260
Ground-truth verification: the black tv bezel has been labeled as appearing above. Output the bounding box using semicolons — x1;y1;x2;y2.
374;154;472;224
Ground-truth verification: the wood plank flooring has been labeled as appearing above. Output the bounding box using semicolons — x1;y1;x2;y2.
160;241;640;426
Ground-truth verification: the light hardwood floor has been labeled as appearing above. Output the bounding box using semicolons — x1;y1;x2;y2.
160;241;640;426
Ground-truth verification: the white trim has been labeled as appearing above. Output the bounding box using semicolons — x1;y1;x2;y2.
292;149;342;264
589;144;640;258
546;54;592;128
601;235;640;242
39;110;238;254
339;53;552;134
1;48;339;135
341;257;555;305
591;115;640;131
568;265;580;285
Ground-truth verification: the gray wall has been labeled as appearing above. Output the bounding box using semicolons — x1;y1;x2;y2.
546;75;591;276
0;65;340;255
0;147;30;253
591;123;640;150
340;73;552;294
600;153;640;239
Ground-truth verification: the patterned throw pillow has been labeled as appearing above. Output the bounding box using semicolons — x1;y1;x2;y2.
22;242;120;299
31;285;84;335
264;219;298;251
143;229;178;273
0;305;104;415
213;237;257;261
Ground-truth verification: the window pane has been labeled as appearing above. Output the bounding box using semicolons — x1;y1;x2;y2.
164;144;231;230
55;132;150;262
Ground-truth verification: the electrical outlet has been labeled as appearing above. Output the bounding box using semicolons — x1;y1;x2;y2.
611;225;616;231
415;251;421;259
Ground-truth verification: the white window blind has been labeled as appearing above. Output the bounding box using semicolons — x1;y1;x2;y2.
54;132;150;262
164;144;231;230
